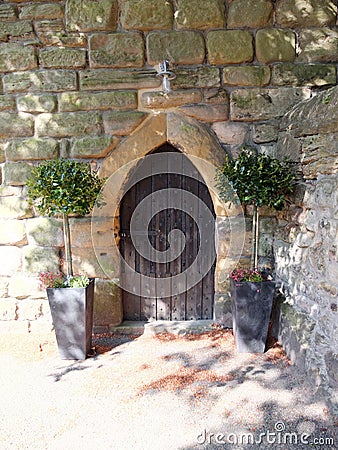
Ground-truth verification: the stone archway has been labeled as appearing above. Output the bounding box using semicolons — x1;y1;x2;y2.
99;112;244;323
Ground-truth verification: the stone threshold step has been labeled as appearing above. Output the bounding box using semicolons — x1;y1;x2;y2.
94;319;220;336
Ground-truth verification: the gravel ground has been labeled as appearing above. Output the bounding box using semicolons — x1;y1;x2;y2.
0;323;336;450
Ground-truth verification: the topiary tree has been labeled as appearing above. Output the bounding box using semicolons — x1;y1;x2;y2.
27;159;105;278
216;147;295;269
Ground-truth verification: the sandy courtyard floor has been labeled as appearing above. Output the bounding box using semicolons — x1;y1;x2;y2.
0;322;336;450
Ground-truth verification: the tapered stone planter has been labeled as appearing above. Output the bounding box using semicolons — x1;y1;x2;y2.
230;279;275;353
47;279;95;360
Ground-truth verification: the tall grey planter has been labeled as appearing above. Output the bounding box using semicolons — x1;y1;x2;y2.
230;279;275;353
47;280;95;360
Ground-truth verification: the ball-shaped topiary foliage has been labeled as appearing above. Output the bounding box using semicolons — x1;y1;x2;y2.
216;147;295;210
27;158;105;217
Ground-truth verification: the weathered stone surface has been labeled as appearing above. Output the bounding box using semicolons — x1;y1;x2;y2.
17;94;56;113
89;32;144;68
0;196;32;220
121;0;173;30
59;91;137;112
0;43;37;73
231;87;311;121
70;136;119;159
281;87;338;137
147;31;205;65
172;67;220;89
298;28;338;63
272;63;337;86
19;3;63;20
36;112;102;137
80;69;160;91
0;4;17;20
4;162;32;186
0;96;15;111
301;134;338;178
26;217;63;247
276;0;337;27
66;0;118;32
228;0;273;28
178;104;228;122
141;90;203;109
23;245;60;275
0;220;26;245
253;123;279;143
93;279;123;326
8;276;42;300
207;30;253;64
37;27;87;48
0;112;34;138
0;299;17;321
0;246;21;276
223;66;270;86
3;70;77;93
256;29;296;63
175;0;224;30
211;122;249;145
39;47;86;69
70;247;108;278
102;111;147;135
0;20;33;39
6;138;58;161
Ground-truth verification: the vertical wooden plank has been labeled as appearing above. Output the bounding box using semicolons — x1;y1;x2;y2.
199;177;216;320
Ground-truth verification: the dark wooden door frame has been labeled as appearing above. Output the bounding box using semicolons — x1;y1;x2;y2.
119;144;216;321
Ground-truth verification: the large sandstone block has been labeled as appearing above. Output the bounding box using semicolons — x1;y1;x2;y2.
4;162;32;186
172;67;220;89
0;220;26;245
147;31;205;65
231;87;310;121
70;247;110;278
212;122;249;145
276;0;337;27
39;47;86;69
228;0;273;28
89;32;144;68
5;137;58;161
60;91;137;112
301;134;338;178
102;111;147;135
272;63;337;86
23;246;60;275
0;20;33;40
8;275;42;300
207;30;253;65
298;28;338;63
19;3;63;20
0;246;22;276
121;0;173;30
178;104;229;123
17;94;56;113
223;66;270;86
36;112;102;137
80;69;160;91
69;136;119;159
93;279;123;327
26;217;64;247
3;70;77;93
256;29;296;63
0;43;37;73
253;123;279;143
66;0;118;32
141;90;203;110
175;0;224;30
0;196;32;220
0;299;17;321
0;5;17;20
0;112;34;138
0;96;15;111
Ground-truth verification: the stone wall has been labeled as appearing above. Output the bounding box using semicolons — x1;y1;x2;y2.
0;0;337;327
275;86;338;414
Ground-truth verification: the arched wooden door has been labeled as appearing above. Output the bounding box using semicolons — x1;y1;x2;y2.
119;144;216;321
